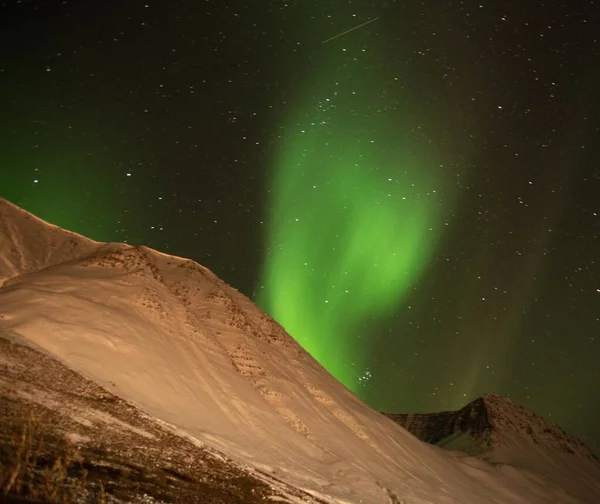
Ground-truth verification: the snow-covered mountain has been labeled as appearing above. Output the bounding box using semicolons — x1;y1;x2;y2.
1;197;599;504
386;394;597;462
386;395;600;503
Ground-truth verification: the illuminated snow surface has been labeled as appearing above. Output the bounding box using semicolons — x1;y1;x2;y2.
1;197;599;504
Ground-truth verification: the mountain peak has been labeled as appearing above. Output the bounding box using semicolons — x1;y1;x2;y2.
386;397;600;502
386;394;598;462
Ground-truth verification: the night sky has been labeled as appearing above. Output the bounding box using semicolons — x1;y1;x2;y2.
1;1;599;454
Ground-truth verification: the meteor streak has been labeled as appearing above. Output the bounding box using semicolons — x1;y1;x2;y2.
322;17;379;44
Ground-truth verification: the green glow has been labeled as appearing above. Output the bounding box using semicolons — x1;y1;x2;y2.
1;149;122;241
259;37;446;390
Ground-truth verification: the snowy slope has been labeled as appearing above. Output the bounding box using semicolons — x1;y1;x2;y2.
0;334;328;503
1;197;600;504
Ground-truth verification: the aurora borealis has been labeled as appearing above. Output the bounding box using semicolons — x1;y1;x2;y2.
258;33;448;387
1;1;599;454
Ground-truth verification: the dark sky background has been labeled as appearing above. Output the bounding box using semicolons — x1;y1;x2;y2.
1;1;599;454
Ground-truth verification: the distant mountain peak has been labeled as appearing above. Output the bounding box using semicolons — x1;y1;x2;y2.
385;394;597;463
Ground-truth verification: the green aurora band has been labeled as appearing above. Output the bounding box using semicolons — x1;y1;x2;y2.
259;28;448;391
